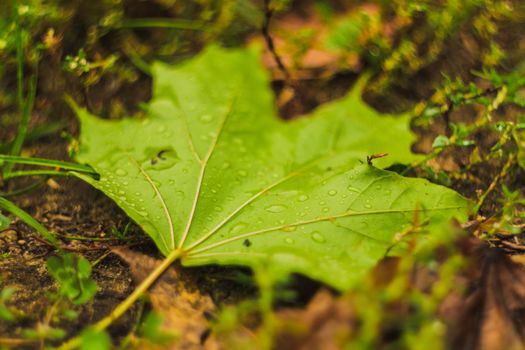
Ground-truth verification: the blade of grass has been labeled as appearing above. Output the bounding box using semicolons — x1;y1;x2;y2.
2;3;25;177
0;180;46;198
3;170;70;180
0;213;9;230
0;155;98;176
3;3;39;177
14;3;23;112
0;121;65;153
0;196;58;247
4;75;37;176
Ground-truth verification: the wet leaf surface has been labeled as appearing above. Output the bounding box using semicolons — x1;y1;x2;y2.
72;46;468;290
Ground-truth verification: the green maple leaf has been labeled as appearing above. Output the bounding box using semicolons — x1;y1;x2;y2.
71;46;467;290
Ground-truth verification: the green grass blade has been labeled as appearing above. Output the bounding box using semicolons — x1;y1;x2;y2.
14;3;23;111
0;196;58;246
0;180;46;198
4;75;37;175
3;170;70;180
0;121;65;153
0;155;98;176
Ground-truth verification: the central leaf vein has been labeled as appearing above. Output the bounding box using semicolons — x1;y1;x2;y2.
178;97;236;248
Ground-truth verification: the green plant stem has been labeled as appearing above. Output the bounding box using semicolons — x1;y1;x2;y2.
118;18;210;31
14;3;23;112
3;3;39;176
0;155;98;176
474;154;515;213
55;233;114;242
0;196;58;247
57;248;184;350
6;76;37;170
91;251;112;267
3;170;70;180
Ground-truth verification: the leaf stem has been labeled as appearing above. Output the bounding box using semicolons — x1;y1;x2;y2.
56;248;184;350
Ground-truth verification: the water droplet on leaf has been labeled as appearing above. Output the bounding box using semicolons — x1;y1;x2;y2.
265;205;287;213
229;223;247;234
311;231;326;243
298;195;309;202
200;114;213;123
347;186;360;193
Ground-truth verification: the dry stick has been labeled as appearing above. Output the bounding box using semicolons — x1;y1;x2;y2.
56;248;184;350
262;0;291;82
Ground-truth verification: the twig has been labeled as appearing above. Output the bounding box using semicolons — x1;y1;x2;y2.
262;0;290;82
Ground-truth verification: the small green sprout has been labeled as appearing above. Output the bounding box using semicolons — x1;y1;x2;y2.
110;222;131;241
46;253;97;305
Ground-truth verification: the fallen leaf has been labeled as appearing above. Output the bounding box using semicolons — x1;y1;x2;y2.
112;248;215;349
71;46;468;290
449;244;525;350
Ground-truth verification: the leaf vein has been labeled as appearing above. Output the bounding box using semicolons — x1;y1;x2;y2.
188;206;464;255
179;97;236;248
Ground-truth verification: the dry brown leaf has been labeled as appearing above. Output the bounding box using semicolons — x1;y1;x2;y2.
449;245;525;350
112;248;216;350
274;290;356;350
